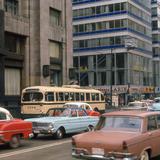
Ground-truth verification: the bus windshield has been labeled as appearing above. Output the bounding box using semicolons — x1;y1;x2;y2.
22;92;43;102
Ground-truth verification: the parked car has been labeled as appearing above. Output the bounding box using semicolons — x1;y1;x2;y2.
25;107;99;139
122;101;148;111
154;97;160;103
72;110;160;160
148;103;160;111
63;102;100;116
0;107;32;148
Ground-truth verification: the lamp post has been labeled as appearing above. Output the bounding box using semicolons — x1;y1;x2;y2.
124;37;137;105
110;48;113;108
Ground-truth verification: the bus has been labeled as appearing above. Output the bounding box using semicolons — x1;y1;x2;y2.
21;85;105;118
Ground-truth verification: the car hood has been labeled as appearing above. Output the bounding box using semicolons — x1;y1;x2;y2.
25;116;71;123
74;130;141;152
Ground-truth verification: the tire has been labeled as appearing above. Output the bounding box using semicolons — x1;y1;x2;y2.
140;150;149;160
86;125;94;132
33;133;38;139
55;128;64;139
9;135;21;149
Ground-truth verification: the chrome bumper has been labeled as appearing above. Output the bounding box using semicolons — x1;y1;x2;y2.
72;150;137;160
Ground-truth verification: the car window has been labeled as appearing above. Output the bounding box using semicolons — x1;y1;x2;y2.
97;116;142;132
147;116;157;131
0;112;7;120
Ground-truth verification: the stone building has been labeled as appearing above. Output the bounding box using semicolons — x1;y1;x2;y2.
0;0;73;114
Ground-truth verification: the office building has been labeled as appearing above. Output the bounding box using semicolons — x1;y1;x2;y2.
72;0;153;102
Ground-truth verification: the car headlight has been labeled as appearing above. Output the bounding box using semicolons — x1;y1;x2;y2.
48;123;54;129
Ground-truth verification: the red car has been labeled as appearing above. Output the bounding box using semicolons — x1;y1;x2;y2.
0;107;32;148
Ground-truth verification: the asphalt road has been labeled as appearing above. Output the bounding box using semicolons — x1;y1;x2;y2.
0;135;72;160
0;134;160;160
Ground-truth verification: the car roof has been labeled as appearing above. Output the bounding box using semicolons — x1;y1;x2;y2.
102;110;160;118
64;102;90;106
0;107;10;115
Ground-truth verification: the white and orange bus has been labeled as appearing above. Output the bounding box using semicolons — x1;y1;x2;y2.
21;85;105;118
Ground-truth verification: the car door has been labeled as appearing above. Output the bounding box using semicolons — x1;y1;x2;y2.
146;115;160;157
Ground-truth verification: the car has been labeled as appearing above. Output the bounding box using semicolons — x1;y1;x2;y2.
0;107;32;148
72;110;160;160
154;97;160;103
63;102;100;116
122;101;148;111
148;103;160;111
25;107;99;139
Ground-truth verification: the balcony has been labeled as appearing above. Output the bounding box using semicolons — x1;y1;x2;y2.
5;12;29;36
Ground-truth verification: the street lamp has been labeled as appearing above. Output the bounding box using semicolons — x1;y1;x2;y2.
110;48;113;108
124;37;137;104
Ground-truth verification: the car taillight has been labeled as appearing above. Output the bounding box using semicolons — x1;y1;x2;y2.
122;141;128;152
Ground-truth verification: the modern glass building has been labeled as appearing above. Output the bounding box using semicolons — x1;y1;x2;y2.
72;0;153;103
152;0;160;95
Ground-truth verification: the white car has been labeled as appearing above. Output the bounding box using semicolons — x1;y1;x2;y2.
122;101;148;111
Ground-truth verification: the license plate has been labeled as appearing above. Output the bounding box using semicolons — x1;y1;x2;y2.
92;148;104;155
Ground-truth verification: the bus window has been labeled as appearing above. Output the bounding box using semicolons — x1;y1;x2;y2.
64;92;70;101
45;92;54;101
80;93;84;101
86;93;90;101
75;93;80;101
59;92;64;101
96;93;99;101
70;92;75;101
91;93;96;101
22;92;43;102
101;93;105;101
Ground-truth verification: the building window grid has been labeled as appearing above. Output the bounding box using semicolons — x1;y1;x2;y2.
73;2;151;24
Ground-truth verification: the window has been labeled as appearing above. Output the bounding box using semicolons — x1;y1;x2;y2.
70;92;75;101
50;8;61;26
58;92;64;101
5;68;21;95
45;92;54;101
0;112;7;120
64;92;70;101
80;93;84;101
75;93;80;101
147;116;157;131
86;93;90;101
49;41;61;58
22;92;43;102
5;0;18;15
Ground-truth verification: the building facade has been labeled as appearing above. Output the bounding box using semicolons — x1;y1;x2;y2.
72;0;153;103
0;0;72;115
152;0;160;95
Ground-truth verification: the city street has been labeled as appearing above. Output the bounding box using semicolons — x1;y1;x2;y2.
0;135;72;160
0;134;159;160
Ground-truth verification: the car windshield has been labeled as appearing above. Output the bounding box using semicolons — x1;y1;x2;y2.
46;108;65;117
96;116;142;132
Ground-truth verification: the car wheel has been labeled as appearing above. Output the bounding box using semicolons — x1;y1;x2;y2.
140;150;149;160
55;128;64;139
9;135;21;149
87;125;94;132
33;133;38;138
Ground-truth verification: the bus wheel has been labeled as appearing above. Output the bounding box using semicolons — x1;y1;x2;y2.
55;128;64;139
9;135;21;149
